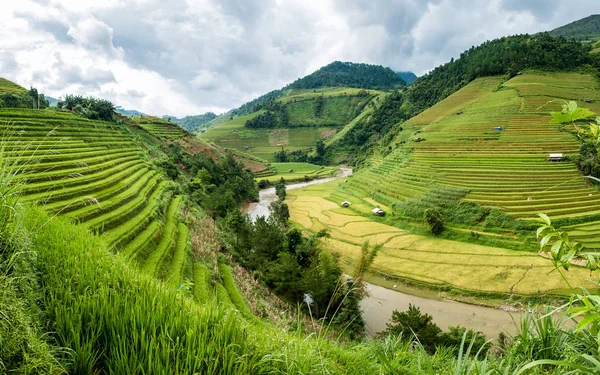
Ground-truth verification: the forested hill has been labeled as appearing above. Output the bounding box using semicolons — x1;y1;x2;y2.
549;14;600;43
396;71;418;85
167;112;217;133
287;61;406;90
338;32;598;165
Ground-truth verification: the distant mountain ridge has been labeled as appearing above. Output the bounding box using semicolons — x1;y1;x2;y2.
116;107;146;117
396;71;417;85
166;112;218;133
548;14;600;43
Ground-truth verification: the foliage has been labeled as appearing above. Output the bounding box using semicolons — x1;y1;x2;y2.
439;326;490;355
168;112;217;133
424;208;444;235
396;71;418;85
274;178;286;200
232;89;282;116
551;101;600;181
58;94;116;121
548;14;600;43
184;152;257;218
287;61;405;90
385;304;443;353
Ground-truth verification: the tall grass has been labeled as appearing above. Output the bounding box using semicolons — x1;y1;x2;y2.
0;142;66;374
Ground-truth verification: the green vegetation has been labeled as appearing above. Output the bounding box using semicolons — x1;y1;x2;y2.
548;14;600;43
168;112;217;133
57;94;115;121
255;162;338;183
287;70;600;295
287;61;405;90
338;33;598;164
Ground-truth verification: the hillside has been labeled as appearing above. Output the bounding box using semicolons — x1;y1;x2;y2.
396;71;418;85
332;32;598;166
201;87;383;161
549;14;600;43
288;70;600;296
288;61;406;90
167;112;217;133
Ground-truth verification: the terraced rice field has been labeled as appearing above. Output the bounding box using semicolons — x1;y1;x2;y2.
135;118;189;140
254;162;338;182
201;114;337;161
288;182;598;296
1;107;253;317
287;71;600;294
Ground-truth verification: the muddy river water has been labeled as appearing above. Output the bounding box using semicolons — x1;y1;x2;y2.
244;167;522;337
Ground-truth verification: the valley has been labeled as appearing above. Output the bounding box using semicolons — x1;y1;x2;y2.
3;9;600;374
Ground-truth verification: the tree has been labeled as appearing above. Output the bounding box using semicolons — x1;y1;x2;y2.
315;139;326;157
385;304;442;353
314;95;325;117
275;178;286;200
269;200;290;227
424;208;444;235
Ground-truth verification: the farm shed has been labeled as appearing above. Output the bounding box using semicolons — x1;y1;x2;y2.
547;153;564;162
494;126;503;131
372;207;385;216
341;201;351;207
414;137;424;142
584;98;595;103
456;111;463;115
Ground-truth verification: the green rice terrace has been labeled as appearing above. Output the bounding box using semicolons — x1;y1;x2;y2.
288;70;600;296
200;87;383;161
0;105;256;314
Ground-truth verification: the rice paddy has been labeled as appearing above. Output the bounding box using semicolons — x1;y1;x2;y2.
287;71;600;295
254;162;339;182
200;88;379;161
1;104;252;319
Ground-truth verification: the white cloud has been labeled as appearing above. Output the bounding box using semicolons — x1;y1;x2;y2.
0;0;596;117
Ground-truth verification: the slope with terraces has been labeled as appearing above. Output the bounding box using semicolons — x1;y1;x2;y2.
338;70;600;247
0;81;256;319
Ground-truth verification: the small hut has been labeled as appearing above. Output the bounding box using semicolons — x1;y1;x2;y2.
341;201;351;207
415;129;422;134
584;98;594;103
547;153;564;162
456;111;463;115
414;137;424;142
494;126;503;131
372;207;385;216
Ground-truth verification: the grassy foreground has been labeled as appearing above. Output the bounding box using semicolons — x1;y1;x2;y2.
6;204;387;374
6;204;590;374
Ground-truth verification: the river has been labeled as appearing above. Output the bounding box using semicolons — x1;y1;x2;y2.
244;167;522;338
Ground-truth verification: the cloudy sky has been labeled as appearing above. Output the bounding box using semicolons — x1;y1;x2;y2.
0;0;596;117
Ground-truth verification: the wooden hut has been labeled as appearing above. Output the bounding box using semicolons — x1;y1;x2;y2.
341;201;351;207
372;207;385;216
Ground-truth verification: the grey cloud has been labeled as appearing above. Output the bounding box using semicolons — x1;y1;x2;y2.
7;0;599;116
0;51;18;74
58;65;116;89
499;0;561;19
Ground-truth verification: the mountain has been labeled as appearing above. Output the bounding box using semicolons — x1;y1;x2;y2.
166;112;218;133
116;106;147;117
548;14;600;43
396;71;417;85
287;61;406;90
45;95;58;107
